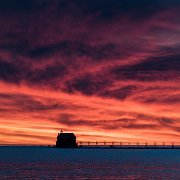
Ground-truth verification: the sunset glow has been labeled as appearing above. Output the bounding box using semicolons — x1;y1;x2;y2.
0;0;179;144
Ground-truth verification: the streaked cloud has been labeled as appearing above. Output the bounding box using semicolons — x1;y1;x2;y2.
0;0;179;144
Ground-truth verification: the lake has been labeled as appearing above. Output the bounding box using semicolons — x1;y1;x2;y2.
0;146;180;179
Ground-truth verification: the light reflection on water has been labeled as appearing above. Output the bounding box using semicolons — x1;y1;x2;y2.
0;147;180;179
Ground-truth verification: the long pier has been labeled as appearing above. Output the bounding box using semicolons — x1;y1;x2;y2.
76;141;180;149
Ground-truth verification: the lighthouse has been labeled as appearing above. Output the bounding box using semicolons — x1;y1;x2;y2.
56;130;77;148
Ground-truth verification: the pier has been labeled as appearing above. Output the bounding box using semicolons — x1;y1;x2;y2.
55;131;180;149
77;141;180;149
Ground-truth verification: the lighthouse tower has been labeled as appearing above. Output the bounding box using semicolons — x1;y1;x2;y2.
56;130;77;148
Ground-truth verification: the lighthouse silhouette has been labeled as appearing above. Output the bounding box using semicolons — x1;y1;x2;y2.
56;130;77;148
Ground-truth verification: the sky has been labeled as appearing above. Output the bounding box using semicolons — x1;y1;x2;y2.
0;0;180;145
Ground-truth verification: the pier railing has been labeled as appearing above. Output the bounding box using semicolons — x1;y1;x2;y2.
77;141;179;148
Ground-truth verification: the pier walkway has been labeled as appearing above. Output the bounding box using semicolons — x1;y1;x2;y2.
77;141;180;149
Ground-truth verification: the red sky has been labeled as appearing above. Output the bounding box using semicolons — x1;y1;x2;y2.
0;0;180;145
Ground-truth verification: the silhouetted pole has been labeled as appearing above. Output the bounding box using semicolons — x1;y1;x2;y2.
137;142;139;148
145;141;148;147
154;142;157;147
162;142;165;147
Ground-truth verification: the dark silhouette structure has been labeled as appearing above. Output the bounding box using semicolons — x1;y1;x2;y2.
56;130;77;148
54;131;179;149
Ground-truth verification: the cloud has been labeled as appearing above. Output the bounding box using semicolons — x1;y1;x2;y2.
0;0;179;144
0;61;21;83
111;54;180;81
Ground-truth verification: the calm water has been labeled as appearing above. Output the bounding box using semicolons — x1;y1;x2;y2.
0;146;180;179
